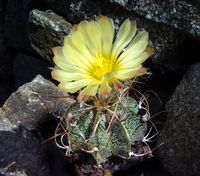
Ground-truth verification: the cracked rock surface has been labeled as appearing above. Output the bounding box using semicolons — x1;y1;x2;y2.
109;0;200;38
28;10;72;62
0;75;71;130
0;75;74;176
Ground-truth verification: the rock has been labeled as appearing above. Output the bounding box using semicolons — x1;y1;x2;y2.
0;121;14;132
157;63;200;176
0;75;73;131
13;53;51;88
4;0;182;63
0;75;75;176
28;2;182;63
0;129;50;176
28;9;72;62
136;17;182;63
44;0;103;23
108;0;200;38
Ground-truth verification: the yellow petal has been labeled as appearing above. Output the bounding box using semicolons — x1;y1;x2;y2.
85;21;102;55
78;85;99;101
53;55;88;74
98;83;112;96
52;45;86;73
78;21;102;56
98;16;114;57
70;31;93;62
117;64;141;74
115;65;142;80
52;47;73;71
77;21;90;45
115;71;139;80
117;31;148;64
80;85;99;96
51;69;89;82
111;19;137;60
58;80;90;93
63;38;91;69
52;46;70;65
127;31;148;52
117;51;150;69
53;56;69;71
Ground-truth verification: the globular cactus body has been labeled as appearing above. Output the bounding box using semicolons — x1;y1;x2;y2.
64;96;147;164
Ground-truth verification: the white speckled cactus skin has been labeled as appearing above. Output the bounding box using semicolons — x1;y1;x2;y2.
63;95;147;164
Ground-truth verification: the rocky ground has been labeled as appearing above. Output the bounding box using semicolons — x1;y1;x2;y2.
0;0;200;176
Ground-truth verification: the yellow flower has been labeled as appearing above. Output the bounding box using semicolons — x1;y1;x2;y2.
51;16;153;100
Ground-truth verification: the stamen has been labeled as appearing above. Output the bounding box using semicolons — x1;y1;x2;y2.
91;55;115;80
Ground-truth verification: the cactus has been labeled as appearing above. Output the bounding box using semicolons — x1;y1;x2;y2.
63;94;147;164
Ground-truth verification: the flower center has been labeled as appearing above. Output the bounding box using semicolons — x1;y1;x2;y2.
91;55;114;81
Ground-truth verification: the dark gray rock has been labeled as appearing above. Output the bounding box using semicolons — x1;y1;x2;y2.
3;0;183;63
157;63;200;176
109;0;200;38
0;75;75;176
28;1;182;63
0;129;50;176
13;53;51;88
136;17;182;63
43;0;103;23
28;10;72;62
0;121;14;132
0;75;74;130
